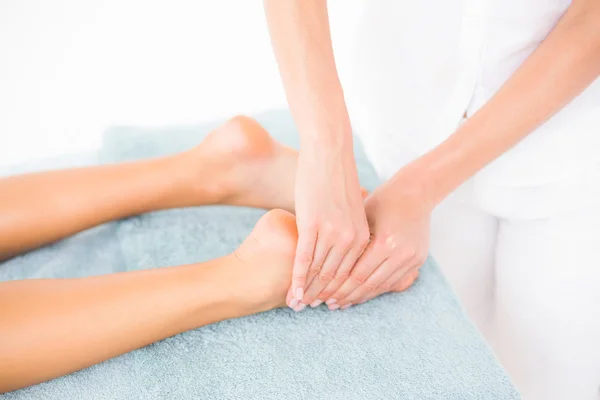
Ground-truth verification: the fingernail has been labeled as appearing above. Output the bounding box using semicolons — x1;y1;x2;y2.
295;287;304;300
289;298;299;308
341;303;352;310
325;298;337;306
294;303;307;312
310;300;323;308
329;304;340;311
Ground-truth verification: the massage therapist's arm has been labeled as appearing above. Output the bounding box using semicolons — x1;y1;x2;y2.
326;0;600;308
264;0;369;310
406;0;600;206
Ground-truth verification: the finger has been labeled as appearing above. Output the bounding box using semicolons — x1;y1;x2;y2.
316;228;370;305
326;243;384;310
291;235;331;310
337;258;401;307
304;268;320;291
340;251;420;306
343;267;420;309
389;267;420;293
300;261;325;308
315;242;368;306
354;267;419;307
307;234;332;284
288;228;317;308
286;287;295;308
302;241;336;303
355;287;385;305
350;279;391;306
302;245;349;307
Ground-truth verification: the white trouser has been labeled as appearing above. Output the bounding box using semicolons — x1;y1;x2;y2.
429;181;600;400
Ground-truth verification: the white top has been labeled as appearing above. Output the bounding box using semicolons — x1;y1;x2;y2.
335;0;600;218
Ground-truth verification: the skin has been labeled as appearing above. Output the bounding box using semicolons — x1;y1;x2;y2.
264;0;600;310
0;116;298;260
264;0;370;311
0;116;416;393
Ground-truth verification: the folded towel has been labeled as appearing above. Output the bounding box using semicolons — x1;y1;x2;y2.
0;110;519;399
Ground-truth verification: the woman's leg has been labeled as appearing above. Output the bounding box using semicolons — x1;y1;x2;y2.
0;209;298;393
0;116;299;260
0;207;415;393
491;206;600;400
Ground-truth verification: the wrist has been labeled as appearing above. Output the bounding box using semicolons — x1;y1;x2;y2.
395;144;474;208
299;132;357;171
297;112;354;152
389;158;448;211
300;128;353;148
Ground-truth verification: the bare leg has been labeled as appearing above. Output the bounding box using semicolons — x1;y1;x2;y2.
0;209;298;393
0;209;416;393
0;117;405;392
0;116;303;260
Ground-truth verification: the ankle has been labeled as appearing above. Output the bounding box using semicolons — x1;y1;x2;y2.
175;149;231;206
219;254;284;314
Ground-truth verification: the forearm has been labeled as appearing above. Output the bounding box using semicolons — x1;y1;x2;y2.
405;2;600;205
0;155;193;260
0;256;254;393
264;0;352;149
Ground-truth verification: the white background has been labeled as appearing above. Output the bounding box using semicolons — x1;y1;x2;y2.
0;0;361;166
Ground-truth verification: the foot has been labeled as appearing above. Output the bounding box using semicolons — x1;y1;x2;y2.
233;209;298;310
230;209;419;313
188;115;298;212
185;115;368;212
231;209;418;313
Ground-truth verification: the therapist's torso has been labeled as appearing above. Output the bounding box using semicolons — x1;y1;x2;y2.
335;0;600;216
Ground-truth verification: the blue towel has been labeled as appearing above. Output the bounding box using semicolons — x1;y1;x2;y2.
0;110;519;399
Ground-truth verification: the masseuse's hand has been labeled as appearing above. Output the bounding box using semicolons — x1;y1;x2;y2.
322;165;432;310
287;144;369;311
